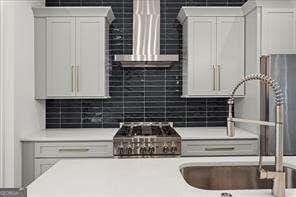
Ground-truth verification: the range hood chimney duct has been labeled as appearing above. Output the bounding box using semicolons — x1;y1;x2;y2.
114;0;179;67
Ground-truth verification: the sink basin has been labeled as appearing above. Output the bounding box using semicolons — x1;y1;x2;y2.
180;165;296;190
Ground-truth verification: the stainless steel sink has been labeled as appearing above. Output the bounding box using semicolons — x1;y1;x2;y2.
180;165;296;190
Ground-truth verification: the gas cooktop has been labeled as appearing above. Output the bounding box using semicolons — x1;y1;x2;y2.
113;122;181;157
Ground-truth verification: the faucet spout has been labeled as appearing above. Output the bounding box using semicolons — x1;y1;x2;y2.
227;74;285;197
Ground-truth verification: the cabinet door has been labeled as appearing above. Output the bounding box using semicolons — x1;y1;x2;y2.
188;17;217;96
217;17;244;96
75;17;106;97
35;159;59;178
262;9;295;54
47;17;75;97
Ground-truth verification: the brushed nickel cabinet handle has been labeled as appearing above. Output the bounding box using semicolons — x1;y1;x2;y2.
71;65;75;92
76;66;79;92
212;65;216;91
205;147;235;151
58;148;90;152
217;65;221;91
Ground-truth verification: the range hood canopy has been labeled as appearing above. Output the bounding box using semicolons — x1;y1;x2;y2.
114;0;179;67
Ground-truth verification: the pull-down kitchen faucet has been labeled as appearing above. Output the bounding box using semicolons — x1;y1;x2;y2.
227;74;285;197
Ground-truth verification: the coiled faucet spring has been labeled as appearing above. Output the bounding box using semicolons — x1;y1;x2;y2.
229;74;284;106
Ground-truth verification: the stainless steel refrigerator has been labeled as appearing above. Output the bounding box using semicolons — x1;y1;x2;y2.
260;54;296;156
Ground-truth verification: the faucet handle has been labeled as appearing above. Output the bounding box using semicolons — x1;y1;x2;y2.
227;118;235;137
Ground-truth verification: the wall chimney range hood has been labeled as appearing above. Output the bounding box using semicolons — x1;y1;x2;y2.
114;0;179;67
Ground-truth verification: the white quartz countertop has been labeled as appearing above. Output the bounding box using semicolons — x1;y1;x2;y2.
21;127;257;142
176;127;258;140
27;156;296;197
20;128;117;141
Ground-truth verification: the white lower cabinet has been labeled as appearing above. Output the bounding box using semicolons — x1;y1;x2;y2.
182;139;259;156
22;141;113;186
35;142;113;158
35;159;59;178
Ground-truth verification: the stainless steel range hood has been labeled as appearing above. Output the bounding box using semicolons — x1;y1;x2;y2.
114;0;179;67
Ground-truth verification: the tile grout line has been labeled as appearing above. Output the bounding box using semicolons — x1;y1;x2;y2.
144;68;146;122
101;99;103;128
206;98;208;127
80;99;82;128
122;0;125;124
164;0;167;123
59;100;62;128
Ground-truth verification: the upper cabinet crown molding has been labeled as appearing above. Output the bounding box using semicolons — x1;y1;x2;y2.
32;7;115;23
177;7;244;24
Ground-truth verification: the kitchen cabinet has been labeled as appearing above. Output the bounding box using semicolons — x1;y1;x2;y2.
177;127;259;156
46;17;76;97
35;159;59;178
178;8;245;97
262;8;296;54
22;141;113;186
33;7;114;99
182;139;258;156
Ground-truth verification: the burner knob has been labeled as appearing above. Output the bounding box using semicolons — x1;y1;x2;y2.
171;146;178;153
118;147;124;155
140;146;146;155
162;145;169;153
126;146;133;155
148;146;155;154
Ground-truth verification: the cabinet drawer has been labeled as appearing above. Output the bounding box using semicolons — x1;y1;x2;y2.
182;140;258;156
35;142;113;158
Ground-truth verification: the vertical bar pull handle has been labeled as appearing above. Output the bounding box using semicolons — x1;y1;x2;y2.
71;65;75;92
217;65;221;91
76;66;79;92
212;65;216;91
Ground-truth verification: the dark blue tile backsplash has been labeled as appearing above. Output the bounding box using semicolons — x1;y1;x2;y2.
45;0;247;128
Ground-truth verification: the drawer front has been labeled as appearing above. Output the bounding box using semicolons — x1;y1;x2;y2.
35;142;113;158
182;140;258;156
35;158;59;178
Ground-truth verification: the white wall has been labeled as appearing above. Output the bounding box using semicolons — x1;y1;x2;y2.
235;8;261;134
0;0;5;187
0;0;44;187
235;7;261;135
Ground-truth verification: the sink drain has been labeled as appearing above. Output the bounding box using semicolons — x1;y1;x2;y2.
221;193;232;197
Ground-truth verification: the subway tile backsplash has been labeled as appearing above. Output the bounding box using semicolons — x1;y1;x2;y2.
45;0;247;128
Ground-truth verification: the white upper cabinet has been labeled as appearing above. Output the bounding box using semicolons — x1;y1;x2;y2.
178;7;245;97
33;7;114;99
217;17;245;96
188;17;217;96
262;9;296;54
241;0;296;55
75;17;106;97
47;17;76;97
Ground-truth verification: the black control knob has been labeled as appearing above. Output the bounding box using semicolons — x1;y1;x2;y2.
126;146;133;155
140;146;146;155
171;146;178;153
118;147;124;155
148;146;155;154
163;145;169;153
